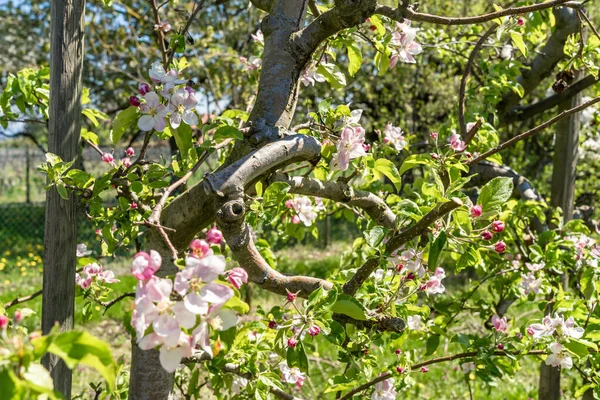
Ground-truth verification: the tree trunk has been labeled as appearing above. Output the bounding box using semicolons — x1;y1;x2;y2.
540;58;584;400
42;0;86;397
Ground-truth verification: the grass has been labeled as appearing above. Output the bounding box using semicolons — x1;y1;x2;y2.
0;242;588;399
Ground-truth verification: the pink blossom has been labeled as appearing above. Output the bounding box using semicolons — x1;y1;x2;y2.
138;92;168;132
129;96;141;107
268;321;277;329
517;17;525;26
383;124;407;152
560;316;584;339
470;205;482;218
83;263;102;276
149;61;177;84
491;220;505;232
308;325;321;337
424;267;446;295
13;311;23;324
169;88;199;129
287;337;298;348
75;273;92;289
189;239;210;257
206;227;223;245
528;315;562;338
289;196;318;226
191;307;237;358
76;243;91;257
497;343;504;350
430;131;438;140
240;56;262;71
521;272;542;295
335;125;366;171
492;314;508;332
126;147;135;157
0;315;8;329
396;366;405;373
122;157;132;168
525;262;544;272
287;291;297;302
461;362;475;373
280;362;306;388
138;82;151;96
300;65;326;87
389;21;422;65
130;202;138;209
481;231;493;241
420;367;428;373
98;270;120;284
227;267;248;289
131;250;162;280
363;143;371;152
285;199;294;208
449;133;466;151
291;215;301;224
495;241;507;253
154;21;172;32
372;376;397;399
102;153;114;163
527;326;535;336
251;29;264;45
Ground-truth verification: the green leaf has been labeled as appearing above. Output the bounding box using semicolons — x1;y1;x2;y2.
368;15;386;36
373;158;401;191
225;296;250;314
110;106;138;145
81;128;99;145
365;226;388;248
308;286;338;313
316;63;347;89
510;32;528;57
173;123;193;157
374;45;391;75
331;295;368;321
477;176;514;213
297;341;309;373
56;184;69;200
82;108;109;127
213;125;243;141
263;182;291;208
33;330;116;391
425;334;440;356
346;41;363;77
399;154;431;175
428;232;447;269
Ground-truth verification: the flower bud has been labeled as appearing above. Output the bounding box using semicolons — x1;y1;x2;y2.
126;147;135;157
122;157;132;168
227;267;248;289
526;327;535;336
395;263;404;272
481;231;493;241
206;227;223;245
494;241;507;253
129;96;141;107
287;337;298;348
285;200;294;209
470;205;483;218
308;325;321;337
286;291;297;302
101;153;114;163
189;239;210;256
491;220;505;233
420;367;429;373
497;343;504;350
0;315;8;329
268;321;277;329
362;143;371;152
291;215;301;224
406;272;415;281
130;202;138;209
13;310;23;324
397;366;405;374
395;349;402;355
517;17;525;26
138;82;151;96
430;131;438;140
430;153;439;159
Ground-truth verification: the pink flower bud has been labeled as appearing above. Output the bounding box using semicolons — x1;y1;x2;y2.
494;241;507;253
101;153;114;163
189;239;210;257
0;315;8;329
126;147;135;157
369;25;377;31
122;157;132;168
430;131;438;140
285;199;294;208
206;227;223;245
287;291;297;302
516;332;523;340
430;153;439;159
291;215;301;224
395;349;402;355
420;367;429;373
268;321;277;329
362;143;371;152
227;267;248;289
526;326;535;336
138;82;151;96
287;337;298;348
517;17;525;26
497;343;504;350
464;152;472;158
395;263;404;272
481;231;493;241
129;96;141;107
130;202;138;209
14;310;23;324
397;366;405;373
491;220;505;233
383;137;390;144
470;205;483;218
406;272;415;281
95;229;101;235
308;325;321;337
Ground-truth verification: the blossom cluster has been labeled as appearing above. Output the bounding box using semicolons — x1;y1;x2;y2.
379;249;448;296
285;196;324;226
128;62;199;133
389;21;423;66
332;109;367;171
131;230;248;372
74;243;119;289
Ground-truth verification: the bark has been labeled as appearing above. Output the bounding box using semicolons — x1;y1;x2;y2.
42;0;86;397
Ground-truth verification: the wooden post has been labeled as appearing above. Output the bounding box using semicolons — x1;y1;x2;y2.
25;145;31;204
42;0;86;397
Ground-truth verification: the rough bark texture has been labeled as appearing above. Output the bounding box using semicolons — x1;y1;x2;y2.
42;0;86;397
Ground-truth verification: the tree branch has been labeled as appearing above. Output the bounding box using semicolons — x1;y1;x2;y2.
4;289;42;309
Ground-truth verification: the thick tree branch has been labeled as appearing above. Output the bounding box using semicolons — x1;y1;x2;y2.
505;74;599;122
273;174;396;228
468;161;544;203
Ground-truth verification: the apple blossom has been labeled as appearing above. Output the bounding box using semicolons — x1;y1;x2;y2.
76;243;92;257
395;349;402;355
0;315;8;329
335;125;366;171
545;342;573;369
470;205;482;218
154;21;172;32
169;88;199;129
13;310;23;324
125;146;135;156
280;362;306;388
206;227;223;245
300;65;326;87
481;231;493;241
372;376;396;400
138;82;151;96
251;29;264;45
420;367;429;373
129;95;141;107
122;157;132;168
227;267;248;289
130;202;138;209
517;17;525;26
363;143;371;152
286;291;297;302
289;196;318;226
491;220;505;232
520;272;542;295
423;267;446;295
430;131;438;140
559;316;584;339
98;270;120;284
449;133;466;151
240;56;262;71
231;375;249;395
407;315;422;330
138;92;168;132
389;248;425;278
149;60;178;84
389;21;422;66
528;315;562;338
268;321;277;329
75;272;92;289
461;362;475;373
189;238;211;258
307;325;321;337
383;123;407;152
284;199;294;208
101;153;114;163
492;314;508;332
191;307;237;358
291;215;301;224
131;250;162;281
495;241;507;253
83;262;102;276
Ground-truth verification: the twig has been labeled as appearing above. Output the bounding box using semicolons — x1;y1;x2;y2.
578;9;600;42
166;0;206;67
4;289;42;309
467;96;600;165
149;0;169;66
308;0;320;17
459;25;495;139
99;292;135;314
